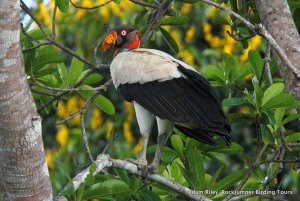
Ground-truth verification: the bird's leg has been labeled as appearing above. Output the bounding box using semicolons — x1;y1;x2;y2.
149;118;174;173
126;102;154;171
126;133;149;169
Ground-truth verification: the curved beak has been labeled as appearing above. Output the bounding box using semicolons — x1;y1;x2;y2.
102;31;117;51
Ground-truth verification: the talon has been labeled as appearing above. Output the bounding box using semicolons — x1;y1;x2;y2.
148;163;159;173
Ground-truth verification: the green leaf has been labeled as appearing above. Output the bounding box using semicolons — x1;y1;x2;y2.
171;135;184;155
203;65;226;83
248;50;263;78
212;169;248;191
275;107;286;127
282;113;298;125
21;28;51;41
58;63;68;82
94;95;115;115
80;73;103;85
159;16;188;26
83;179;130;199
260;124;274;144
262;82;285;106
89;163;96;174
161;146;178;163
224;53;235;80
267;162;279;178
285;132;300;143
31;53;64;73
253;81;263;108
159;27;179;54
66;49;84;87
222;97;246;106
188;149;205;191
263;93;295;109
113;0;121;4
77;85;115;115
140;190;162;201
56;0;69;13
204;143;244;154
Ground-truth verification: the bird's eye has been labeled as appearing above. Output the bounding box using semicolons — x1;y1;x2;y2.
121;30;127;36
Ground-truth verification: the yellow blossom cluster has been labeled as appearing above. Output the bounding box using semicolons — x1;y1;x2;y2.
239;35;262;63
90;108;103;131
170;30;195;65
202;23;237;54
57;96;85;125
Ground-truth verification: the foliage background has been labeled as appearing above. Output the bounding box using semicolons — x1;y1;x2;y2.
21;0;300;200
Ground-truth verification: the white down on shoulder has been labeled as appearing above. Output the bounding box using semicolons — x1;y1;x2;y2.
110;48;196;87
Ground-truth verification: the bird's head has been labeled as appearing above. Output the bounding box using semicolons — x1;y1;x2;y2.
102;25;140;51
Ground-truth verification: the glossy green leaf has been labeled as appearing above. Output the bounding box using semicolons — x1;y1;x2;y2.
140;190;162;201
77;85;115;115
31;53;64;72
212;169;248;191
81;73;103;85
58;63;68;82
94;95;115;115
161;146;178;163
159;16;188;26
83;179;130;199
159;27;179;54
253;81;263;108
224;53;235;80
262;82;284;106
66;49;84;87
275;107;286;127
248;50;263;78
171;135;184;155
188;149;205;190
204;143;244;154
282;113;299;125
267;162;279;178
56;0;69;13
203;65;226;83
222;97;246;106
260;124;274;144
285;132;300;143
263;93;295;109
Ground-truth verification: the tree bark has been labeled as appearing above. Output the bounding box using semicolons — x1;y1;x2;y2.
0;0;52;200
255;0;300;99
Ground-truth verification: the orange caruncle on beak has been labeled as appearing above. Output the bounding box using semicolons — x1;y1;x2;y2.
102;31;117;51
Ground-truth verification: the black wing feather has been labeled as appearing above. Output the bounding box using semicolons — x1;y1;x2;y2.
117;64;231;144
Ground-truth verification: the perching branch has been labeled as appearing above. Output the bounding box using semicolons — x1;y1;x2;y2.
199;0;300;79
57;154;212;201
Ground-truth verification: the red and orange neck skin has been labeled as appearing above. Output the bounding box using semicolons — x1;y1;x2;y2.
123;32;140;49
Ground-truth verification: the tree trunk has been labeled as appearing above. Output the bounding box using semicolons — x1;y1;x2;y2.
255;0;300;99
0;0;52;200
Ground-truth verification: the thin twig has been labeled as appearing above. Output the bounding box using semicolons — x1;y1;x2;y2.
101;129;114;154
22;41;52;52
31;88;57;97
226;30;257;41
129;0;158;9
264;43;273;84
52;3;57;39
55;111;81;125
257;158;300;166
69;0;113;9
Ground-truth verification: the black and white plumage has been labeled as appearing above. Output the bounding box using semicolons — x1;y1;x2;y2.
102;26;231;172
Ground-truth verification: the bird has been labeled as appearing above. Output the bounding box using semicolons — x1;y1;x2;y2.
102;25;231;173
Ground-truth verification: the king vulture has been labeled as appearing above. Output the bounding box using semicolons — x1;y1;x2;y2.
102;25;231;172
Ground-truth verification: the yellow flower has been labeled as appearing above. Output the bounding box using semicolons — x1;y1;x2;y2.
181;4;192;14
123;121;134;144
179;50;195;65
67;96;79;113
207;6;217;19
240;35;262;63
185;25;196;43
45;150;55;170
90;108;103;130
202;23;212;34
106;120;113;139
124;101;134;122
56;125;69;148
36;3;51;27
57;100;68;119
133;138;143;154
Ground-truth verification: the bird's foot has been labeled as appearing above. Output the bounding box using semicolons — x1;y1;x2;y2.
148;162;159;174
124;158;148;172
